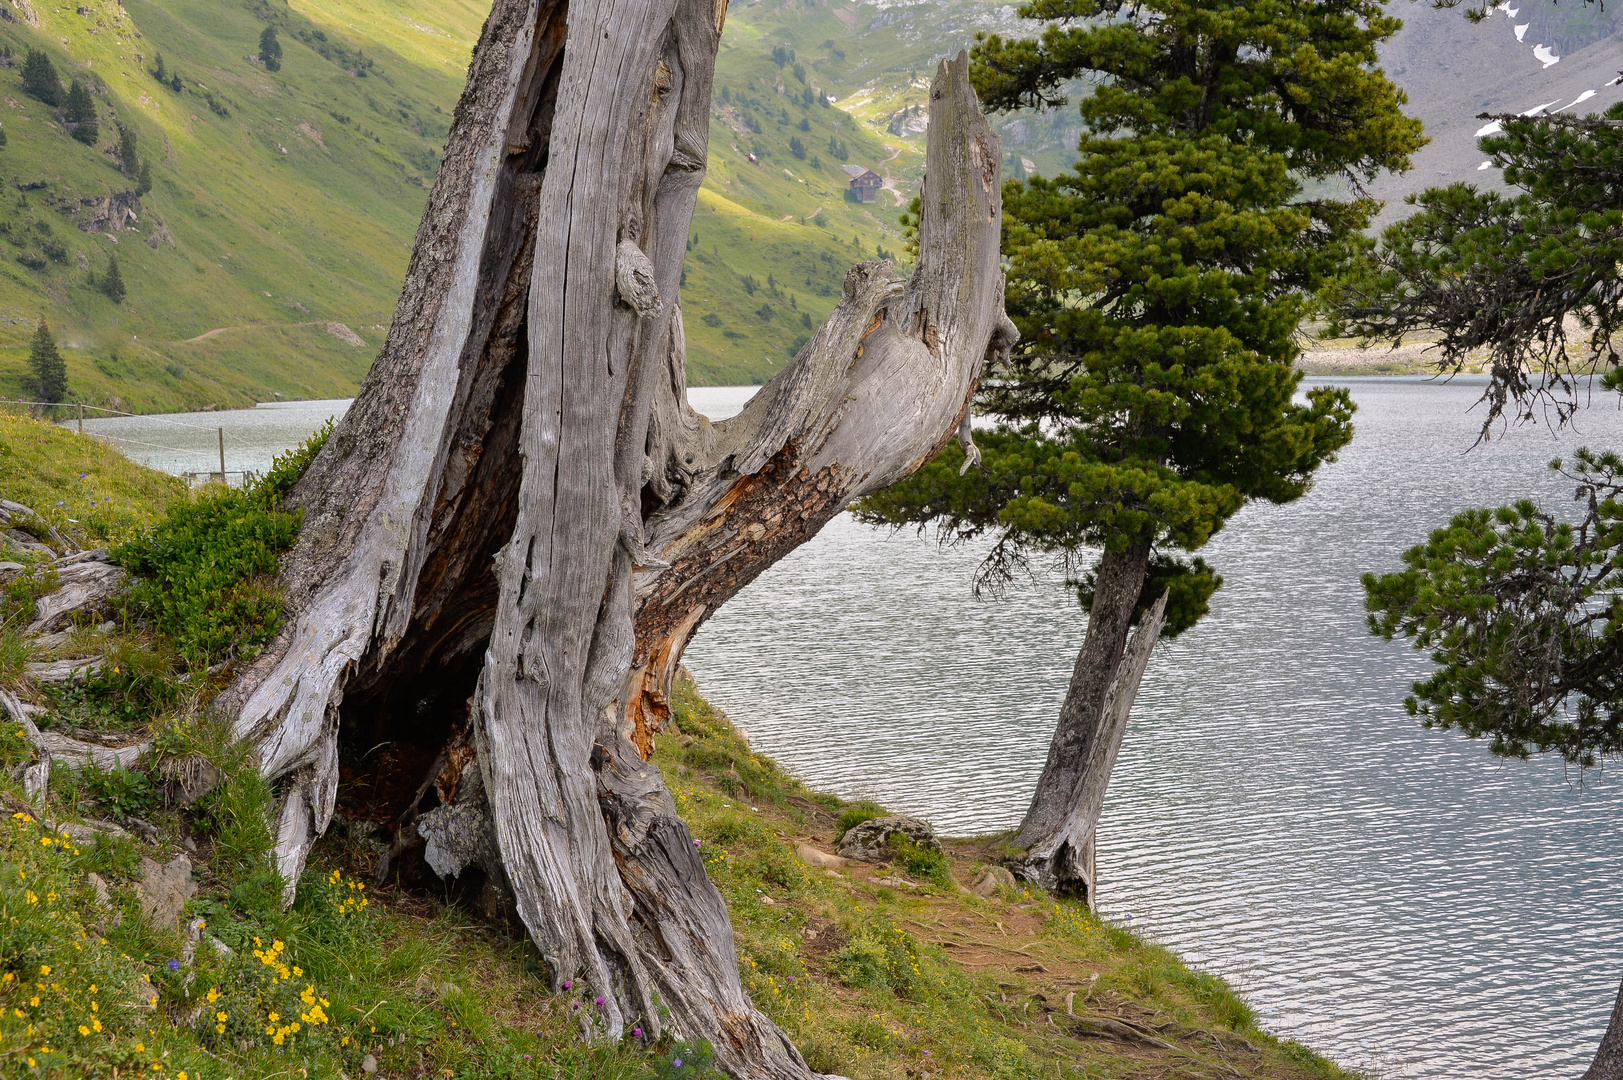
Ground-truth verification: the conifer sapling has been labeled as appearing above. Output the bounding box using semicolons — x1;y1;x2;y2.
103;254;125;304
259;26;283;73
21;48;61;107
28;319;68;403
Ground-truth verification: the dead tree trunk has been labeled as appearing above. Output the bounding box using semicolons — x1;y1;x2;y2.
214;0;1009;1071
1010;539;1164;902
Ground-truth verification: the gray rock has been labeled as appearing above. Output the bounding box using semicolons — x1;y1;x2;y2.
0;560;25;582
87;871;122;929
135;854;195;929
161;756;223;808
795;843;846;869
971;866;1017;898
362;1054;378;1074
50;818;134;843
136;980;159;1009
835;815;941;863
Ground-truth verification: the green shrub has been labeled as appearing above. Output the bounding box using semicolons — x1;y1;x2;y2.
830;923;925;997
114;422;330;668
73;762;159;820
40;645;180;734
887;834;950;887
833;800;884;841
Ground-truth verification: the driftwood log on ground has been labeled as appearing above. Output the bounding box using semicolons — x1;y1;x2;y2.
206;0;1010;1072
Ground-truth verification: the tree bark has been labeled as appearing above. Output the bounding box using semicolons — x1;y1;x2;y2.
1586;976;1623;1080
1012;542;1160;901
212;1;1010;1072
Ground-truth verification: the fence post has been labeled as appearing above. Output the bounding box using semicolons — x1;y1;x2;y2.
77;402;83;436
218;427;226;485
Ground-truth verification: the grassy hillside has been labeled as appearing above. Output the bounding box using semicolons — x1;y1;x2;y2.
0;0;474;411
0;0;1072;402
0;432;1356;1079
0;410;183;542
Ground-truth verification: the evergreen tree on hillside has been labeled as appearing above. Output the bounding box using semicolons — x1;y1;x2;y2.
170;71;184;93
28;320;67;404
136;159;152;197
0;124;7;148
152;52;167;83
103;254;125;304
21;48;62;107
117;124;139;178
65;78;98;145
259;26;283;72
789;136;805;159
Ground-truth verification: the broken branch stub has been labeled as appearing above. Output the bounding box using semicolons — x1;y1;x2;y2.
210;0;1007;1069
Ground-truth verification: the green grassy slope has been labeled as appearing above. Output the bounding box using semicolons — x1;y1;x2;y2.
0;0;474;410
0;0;1076;402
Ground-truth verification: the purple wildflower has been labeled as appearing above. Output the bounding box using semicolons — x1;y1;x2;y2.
673;1059;683;1068
562;980;572;990
633;1026;643;1038
692;839;701;848
595;996;605;1006
166;959;180;971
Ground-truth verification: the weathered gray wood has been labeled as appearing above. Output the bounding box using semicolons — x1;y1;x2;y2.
209;1;1008;1072
1014;588;1167;902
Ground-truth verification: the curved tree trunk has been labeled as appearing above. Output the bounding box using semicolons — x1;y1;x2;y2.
1586;977;1623;1080
1011;542;1160;901
214;0;1010;1071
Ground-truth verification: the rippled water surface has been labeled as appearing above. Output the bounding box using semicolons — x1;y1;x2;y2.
682;379;1623;1079
91;383;1623;1076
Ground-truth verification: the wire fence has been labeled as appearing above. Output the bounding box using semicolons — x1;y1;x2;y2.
2;398;253;486
0;398;226;431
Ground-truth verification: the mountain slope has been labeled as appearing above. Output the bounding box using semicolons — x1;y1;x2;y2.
0;0;480;410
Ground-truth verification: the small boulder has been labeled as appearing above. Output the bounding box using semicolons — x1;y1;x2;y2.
87;871;122;929
971;866;1017;898
161;755;223;808
135;854;195;929
136;980;159;1009
835;815;940;863
795;843;845;869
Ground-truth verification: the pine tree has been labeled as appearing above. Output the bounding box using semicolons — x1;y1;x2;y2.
65;78;98;145
789;135;805;159
21;48;62;107
170;72;184;93
152;53;167;83
0;124;7;148
103;254;125;304
858;0;1422;892
117;124;139;178
136;159;152;197
259;25;283;72
28;319;67;403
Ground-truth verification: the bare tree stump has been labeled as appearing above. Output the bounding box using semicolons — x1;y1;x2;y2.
211;1;1010;1073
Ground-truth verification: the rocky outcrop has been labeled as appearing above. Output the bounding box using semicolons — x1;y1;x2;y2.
835;815;941;863
72;191;142;233
135;854;195;929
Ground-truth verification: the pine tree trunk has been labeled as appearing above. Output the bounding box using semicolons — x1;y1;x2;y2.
1011;541;1161;901
1585;977;1623;1080
213;2;1011;1073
